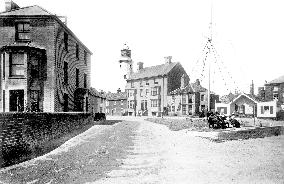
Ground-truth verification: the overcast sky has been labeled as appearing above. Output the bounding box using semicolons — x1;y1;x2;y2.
1;0;283;95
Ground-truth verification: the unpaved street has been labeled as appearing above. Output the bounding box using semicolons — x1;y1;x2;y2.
0;117;283;184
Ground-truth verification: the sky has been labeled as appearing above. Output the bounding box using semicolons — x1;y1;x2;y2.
1;0;283;95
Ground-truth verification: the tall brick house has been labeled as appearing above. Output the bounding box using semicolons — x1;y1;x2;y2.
0;1;92;112
105;88;127;116
125;56;190;116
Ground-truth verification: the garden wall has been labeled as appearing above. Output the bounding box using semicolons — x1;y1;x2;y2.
0;112;93;168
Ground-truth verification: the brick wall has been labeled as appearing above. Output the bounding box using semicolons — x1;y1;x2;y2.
53;21;91;112
0;112;93;167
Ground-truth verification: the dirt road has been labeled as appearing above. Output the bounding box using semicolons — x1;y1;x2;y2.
0;117;283;184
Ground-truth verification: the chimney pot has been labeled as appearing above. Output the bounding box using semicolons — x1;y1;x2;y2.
5;0;20;12
137;62;144;71
117;88;121;93
164;56;172;64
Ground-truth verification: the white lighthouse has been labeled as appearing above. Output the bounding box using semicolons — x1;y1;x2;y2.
118;44;133;80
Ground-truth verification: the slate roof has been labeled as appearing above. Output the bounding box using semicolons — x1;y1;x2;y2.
266;75;284;85
219;93;237;104
0;4;92;54
106;92;127;101
0;5;52;16
169;80;207;95
128;62;178;80
89;88;106;99
220;93;261;104
170;85;193;95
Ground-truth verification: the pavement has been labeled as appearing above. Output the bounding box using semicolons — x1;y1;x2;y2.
0;116;283;184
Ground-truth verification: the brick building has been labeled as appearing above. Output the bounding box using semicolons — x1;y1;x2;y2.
89;88;106;114
125;56;190;116
0;1;92;112
264;75;284;108
106;88;127;116
168;77;219;116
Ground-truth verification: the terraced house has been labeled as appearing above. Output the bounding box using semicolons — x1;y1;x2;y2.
0;1;92;112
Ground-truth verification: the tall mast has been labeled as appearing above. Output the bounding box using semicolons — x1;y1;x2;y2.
208;1;213;111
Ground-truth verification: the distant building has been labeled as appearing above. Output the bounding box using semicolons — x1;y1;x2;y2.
106;88;127;116
125;56;189;116
216;93;277;118
264;75;284;109
89;88;106;114
0;1;92;112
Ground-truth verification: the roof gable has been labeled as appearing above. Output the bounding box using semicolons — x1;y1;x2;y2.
128;62;178;80
106;92;127;101
0;5;51;16
266;75;284;85
230;93;259;104
0;5;92;54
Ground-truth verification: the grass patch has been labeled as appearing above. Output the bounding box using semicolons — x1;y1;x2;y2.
146;117;211;131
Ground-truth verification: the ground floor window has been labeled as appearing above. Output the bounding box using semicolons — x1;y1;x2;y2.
30;90;40;112
9;90;24;112
182;105;187;115
188;105;192;115
261;106;273;114
151;99;160;107
63;93;68;112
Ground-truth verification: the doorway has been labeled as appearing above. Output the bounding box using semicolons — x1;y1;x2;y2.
9;90;24;112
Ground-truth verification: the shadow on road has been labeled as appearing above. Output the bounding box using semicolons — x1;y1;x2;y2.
98;120;122;125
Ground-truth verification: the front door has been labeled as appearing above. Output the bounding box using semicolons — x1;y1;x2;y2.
9;90;24;112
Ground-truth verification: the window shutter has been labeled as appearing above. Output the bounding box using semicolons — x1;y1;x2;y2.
261;106;264;114
270;106;273;114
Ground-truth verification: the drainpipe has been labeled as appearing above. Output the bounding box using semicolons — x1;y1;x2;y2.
162;75;165;117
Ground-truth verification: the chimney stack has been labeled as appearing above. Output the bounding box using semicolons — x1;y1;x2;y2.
195;79;200;86
164;56;172;64
250;80;254;96
137;62;144;71
5;0;20;12
117;88;121;93
181;74;185;89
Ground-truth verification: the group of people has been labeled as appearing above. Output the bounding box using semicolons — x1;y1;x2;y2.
207;111;240;129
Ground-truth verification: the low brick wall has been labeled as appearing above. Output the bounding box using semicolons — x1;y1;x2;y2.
0;112;93;168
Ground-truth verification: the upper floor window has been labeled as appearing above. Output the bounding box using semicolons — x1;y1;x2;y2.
76;43;79;60
188;96;193;103
84;73;87;88
273;93;279;100
201;94;205;101
84;50;87;65
273;86;279;92
9;53;25;77
146;89;149;96
154;78;158;85
64;32;68;51
63;62;68;84
76;68;79;87
182;94;186;104
151;87;159;96
16;22;30;41
146;80;149;86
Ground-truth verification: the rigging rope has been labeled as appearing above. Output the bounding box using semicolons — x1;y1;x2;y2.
210;43;241;93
